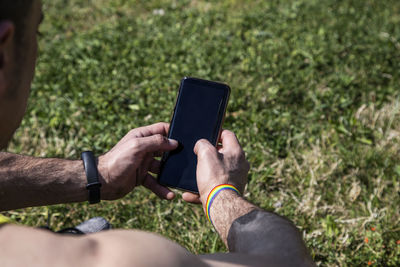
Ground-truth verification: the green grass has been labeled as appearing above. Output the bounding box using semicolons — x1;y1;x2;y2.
2;0;400;265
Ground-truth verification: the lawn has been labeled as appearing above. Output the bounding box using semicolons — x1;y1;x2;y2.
3;0;400;265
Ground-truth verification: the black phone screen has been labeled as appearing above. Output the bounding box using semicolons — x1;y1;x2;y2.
158;77;230;193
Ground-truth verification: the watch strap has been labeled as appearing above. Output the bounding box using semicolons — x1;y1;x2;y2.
81;151;102;204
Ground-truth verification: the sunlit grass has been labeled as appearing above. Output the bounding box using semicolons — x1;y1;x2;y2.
3;0;400;265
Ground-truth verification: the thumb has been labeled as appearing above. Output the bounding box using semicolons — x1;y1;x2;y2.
194;139;217;159
137;134;179;153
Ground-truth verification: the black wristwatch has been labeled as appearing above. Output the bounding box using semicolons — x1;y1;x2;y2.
81;151;102;204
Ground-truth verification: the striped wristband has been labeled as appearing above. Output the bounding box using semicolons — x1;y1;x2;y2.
206;184;240;226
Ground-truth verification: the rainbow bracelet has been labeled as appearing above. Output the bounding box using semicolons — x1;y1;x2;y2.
206;184;240;226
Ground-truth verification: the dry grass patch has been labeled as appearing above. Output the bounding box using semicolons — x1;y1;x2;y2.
250;99;400;265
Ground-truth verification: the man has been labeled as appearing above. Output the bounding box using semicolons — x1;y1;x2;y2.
0;1;315;266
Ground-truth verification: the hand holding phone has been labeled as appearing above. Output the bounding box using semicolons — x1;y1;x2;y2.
158;77;230;193
182;130;249;204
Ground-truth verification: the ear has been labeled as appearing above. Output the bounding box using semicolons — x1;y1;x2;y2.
0;21;15;96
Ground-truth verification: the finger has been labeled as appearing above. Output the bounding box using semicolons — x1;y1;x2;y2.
217;128;226;144
193;139;217;158
219;130;243;153
216;144;223;151
182;192;202;204
148;158;162;174
142;173;175;200
136;134;178;154
147;151;163;158
139;155;154;179
132;122;170;138
153;150;166;158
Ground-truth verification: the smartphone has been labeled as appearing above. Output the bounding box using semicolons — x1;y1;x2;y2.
158;77;230;193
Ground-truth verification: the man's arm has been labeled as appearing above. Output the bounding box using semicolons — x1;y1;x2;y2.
0;122;178;211
183;130;315;267
209;192;314;266
0;153;87;210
